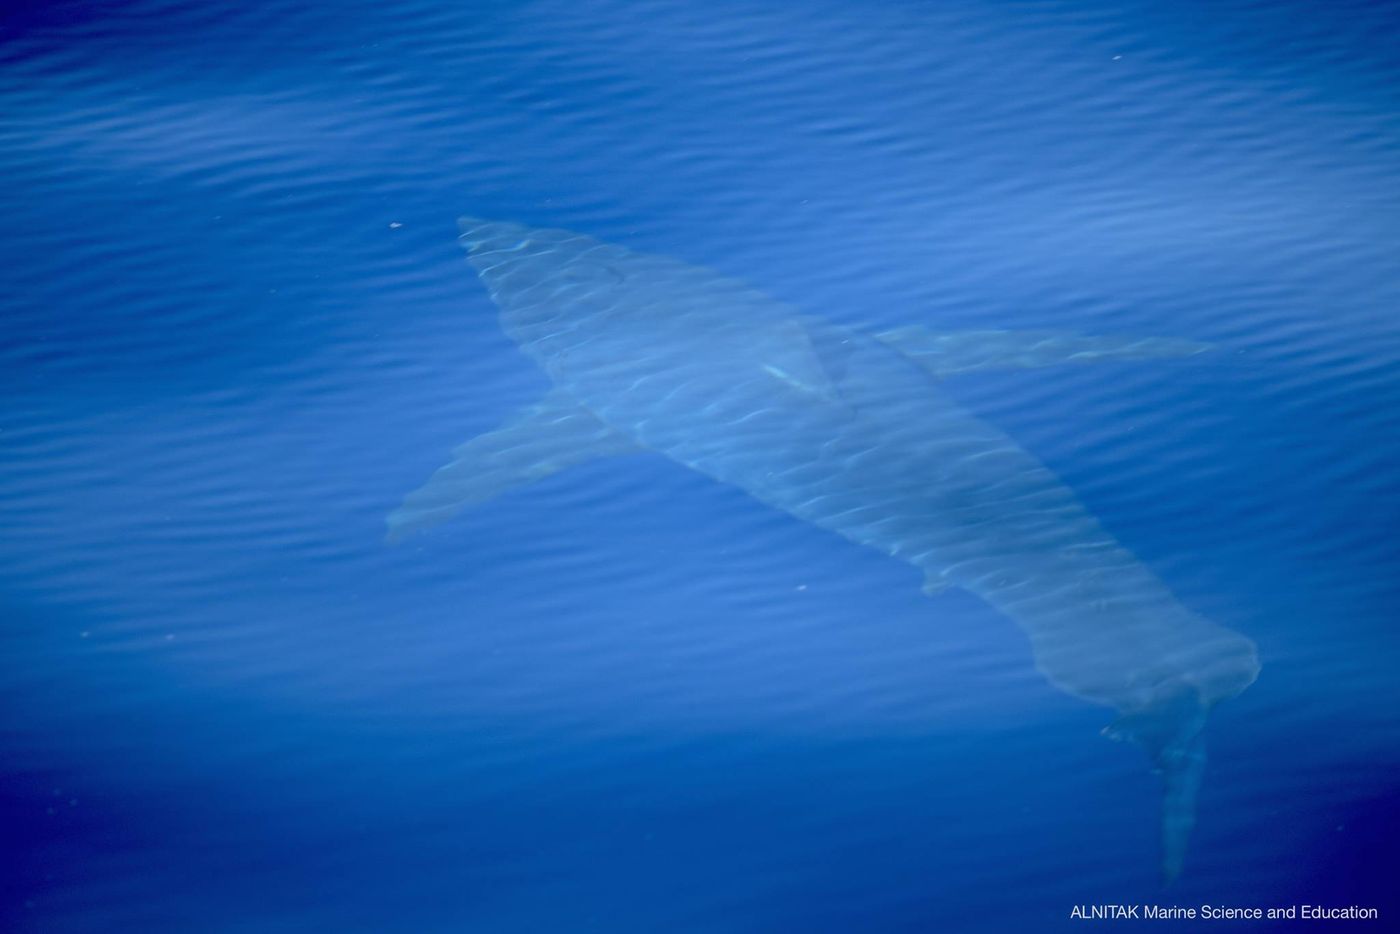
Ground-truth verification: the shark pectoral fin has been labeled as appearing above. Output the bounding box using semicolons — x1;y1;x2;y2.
1103;687;1210;885
386;389;637;543
873;326;1216;378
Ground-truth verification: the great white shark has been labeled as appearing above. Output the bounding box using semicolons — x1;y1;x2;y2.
390;216;1260;882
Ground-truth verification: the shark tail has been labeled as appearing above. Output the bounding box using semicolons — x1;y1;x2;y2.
1103;685;1210;885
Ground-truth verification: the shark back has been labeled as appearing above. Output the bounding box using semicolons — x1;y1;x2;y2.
458;216;1256;698
410;217;1262;882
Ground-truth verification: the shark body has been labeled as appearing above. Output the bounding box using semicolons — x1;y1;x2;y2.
391;217;1259;881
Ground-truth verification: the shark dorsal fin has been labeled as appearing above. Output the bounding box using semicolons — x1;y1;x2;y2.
751;319;840;401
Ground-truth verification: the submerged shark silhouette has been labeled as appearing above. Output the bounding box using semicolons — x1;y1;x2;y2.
390;217;1260;882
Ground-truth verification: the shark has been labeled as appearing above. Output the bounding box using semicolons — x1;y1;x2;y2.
390;216;1260;882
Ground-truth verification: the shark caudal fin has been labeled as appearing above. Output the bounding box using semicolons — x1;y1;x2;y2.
1102;686;1210;885
874;326;1215;379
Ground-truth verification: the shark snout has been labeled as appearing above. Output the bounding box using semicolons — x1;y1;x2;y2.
457;216;531;254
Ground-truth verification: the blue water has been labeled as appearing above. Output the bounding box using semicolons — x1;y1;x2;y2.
4;1;1399;930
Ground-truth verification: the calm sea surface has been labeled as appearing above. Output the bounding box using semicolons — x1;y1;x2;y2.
3;1;1399;930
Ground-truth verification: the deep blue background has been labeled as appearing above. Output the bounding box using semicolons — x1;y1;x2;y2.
3;1;1399;930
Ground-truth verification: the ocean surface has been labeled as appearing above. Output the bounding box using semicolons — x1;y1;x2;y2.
3;1;1399;931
